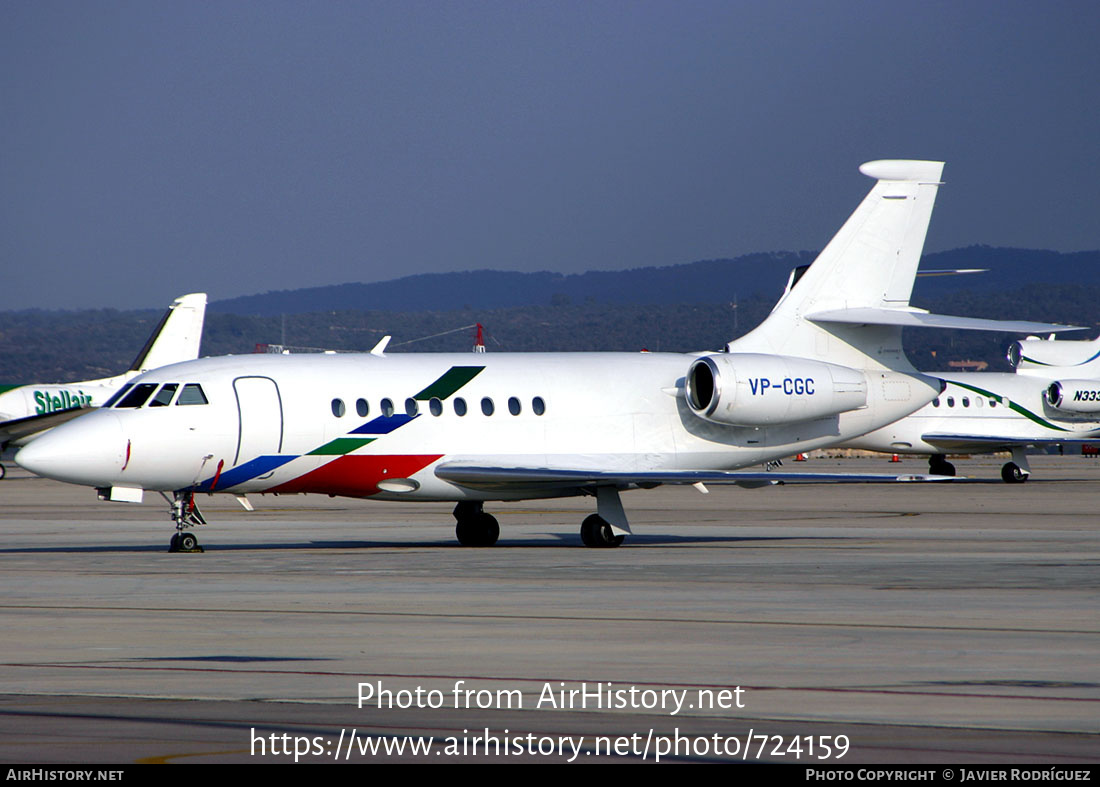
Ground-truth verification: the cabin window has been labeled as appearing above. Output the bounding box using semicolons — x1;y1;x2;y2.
975;398;983;408
104;384;134;408
453;397;467;416
532;396;546;416
176;384;209;406
381;398;395;417
962;397;970;408
932;398;940;408
356;398;369;417
990;399;997;408
331;398;346;417
429;398;443;416
405;398;419;416
946;397;955;408
508;396;521;416
481;397;495;416
116;383;158;409
149;383;178;407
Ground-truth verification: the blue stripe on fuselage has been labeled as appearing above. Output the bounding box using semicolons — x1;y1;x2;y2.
195;455;297;491
350;414;417;434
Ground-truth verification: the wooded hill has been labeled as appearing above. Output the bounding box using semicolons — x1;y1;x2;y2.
2;247;1097;382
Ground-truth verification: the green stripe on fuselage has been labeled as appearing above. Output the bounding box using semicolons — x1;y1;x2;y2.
0;384;24;395
413;366;485;401
947;379;1070;432
308;437;377;455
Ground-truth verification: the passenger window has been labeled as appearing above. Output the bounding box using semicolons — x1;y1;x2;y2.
176;384;209;406
508;396;521;415
429;398;443;416
405;398;419;416
149;383;178;407
481;397;494;416
989;399;997;408
104;384;134;408
975;398;983;408
962;397;970;408
332;398;346;417
932;398;940;408
454;397;467;416
532;396;546;416
381;398;394;417
946;397;955;408
117;383;158;409
356;398;369;417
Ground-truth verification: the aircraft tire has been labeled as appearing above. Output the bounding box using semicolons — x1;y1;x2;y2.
168;533;180;552
456;514;499;547
929;456;955;476
1001;462;1028;484
581;514;624;548
178;532;200;552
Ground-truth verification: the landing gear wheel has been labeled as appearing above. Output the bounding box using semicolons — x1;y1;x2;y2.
169;531;203;552
1001;462;1028;484
580;514;624;548
456;513;499;547
929;455;956;476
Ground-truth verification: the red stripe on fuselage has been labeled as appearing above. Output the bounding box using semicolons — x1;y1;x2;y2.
269;455;443;498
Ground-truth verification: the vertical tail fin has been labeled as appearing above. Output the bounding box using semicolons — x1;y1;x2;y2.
728;160;944;371
128;293;207;372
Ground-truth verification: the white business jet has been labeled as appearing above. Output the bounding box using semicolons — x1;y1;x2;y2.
846;334;1100;482
0;293;207;478
15;161;1076;550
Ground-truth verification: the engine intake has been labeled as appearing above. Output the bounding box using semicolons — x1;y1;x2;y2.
1046;380;1100;413
686;353;868;426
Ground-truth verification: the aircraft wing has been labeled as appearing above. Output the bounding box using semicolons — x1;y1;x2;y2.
921;432;1100;451
0;407;93;446
434;463;955;491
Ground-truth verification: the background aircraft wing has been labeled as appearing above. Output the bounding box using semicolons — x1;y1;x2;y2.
434;463;954;491
921;432;1100;451
0;407;93;446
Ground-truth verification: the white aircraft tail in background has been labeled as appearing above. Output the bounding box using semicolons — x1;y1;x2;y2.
0;293;207;471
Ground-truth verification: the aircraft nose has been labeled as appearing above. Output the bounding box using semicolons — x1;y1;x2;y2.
15;411;127;486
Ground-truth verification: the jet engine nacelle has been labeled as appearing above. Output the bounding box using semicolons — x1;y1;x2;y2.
686;353;868;426
1045;380;1100;413
1009;336;1100;370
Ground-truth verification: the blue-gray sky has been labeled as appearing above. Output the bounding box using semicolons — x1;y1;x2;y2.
2;0;1098;311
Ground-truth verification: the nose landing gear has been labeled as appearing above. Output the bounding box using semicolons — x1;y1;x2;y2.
162;490;206;553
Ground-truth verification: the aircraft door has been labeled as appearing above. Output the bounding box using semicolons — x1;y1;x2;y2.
233;376;284;466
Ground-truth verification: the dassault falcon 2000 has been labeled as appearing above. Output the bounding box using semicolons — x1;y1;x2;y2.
0;293;206;478
16;161;1077;551
846;333;1100;482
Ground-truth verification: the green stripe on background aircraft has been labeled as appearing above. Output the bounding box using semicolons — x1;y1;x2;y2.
845;334;1100;482
0;293;207;478
15;161;1080;550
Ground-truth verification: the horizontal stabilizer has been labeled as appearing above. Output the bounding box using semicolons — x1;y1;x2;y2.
435;463;955;490
807;307;1083;334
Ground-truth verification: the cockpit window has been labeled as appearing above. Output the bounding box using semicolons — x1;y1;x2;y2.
149;383;178;407
103;384;134;408
116;383;158;409
176;383;209;406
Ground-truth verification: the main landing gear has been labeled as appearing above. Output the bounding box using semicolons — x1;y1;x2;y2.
453;488;633;549
928;454;956;476
453;501;499;547
163;490;207;553
1001;448;1031;484
580;514;624;548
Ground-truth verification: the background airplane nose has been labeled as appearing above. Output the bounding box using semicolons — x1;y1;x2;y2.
15;411;126;486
